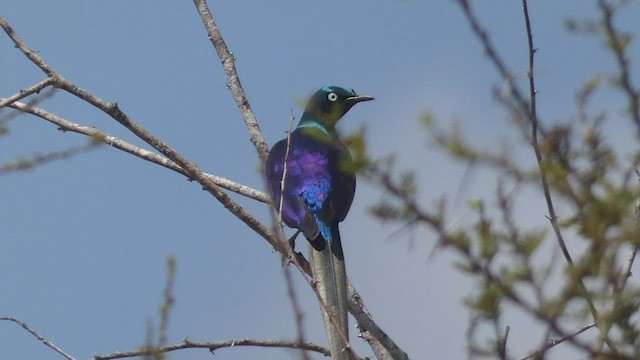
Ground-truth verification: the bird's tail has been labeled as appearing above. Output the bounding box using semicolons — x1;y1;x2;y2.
309;223;349;360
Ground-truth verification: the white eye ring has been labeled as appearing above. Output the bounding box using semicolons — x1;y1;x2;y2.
328;92;338;102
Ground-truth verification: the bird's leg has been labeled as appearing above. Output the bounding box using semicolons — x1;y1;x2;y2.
285;230;312;273
287;229;302;250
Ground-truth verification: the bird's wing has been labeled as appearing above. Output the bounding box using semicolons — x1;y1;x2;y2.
266;138;324;249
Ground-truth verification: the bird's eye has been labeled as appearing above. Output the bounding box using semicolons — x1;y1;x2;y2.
327;92;338;102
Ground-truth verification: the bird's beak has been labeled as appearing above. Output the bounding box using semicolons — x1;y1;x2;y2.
346;94;375;104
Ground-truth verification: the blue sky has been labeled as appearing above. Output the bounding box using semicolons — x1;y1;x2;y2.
2;1;639;359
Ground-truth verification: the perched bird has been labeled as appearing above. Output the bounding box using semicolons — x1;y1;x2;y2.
265;86;373;359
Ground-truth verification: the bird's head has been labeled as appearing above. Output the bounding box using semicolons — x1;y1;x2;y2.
300;86;374;128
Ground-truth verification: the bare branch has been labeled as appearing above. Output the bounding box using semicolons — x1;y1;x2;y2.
499;326;510;360
521;0;575;274
282;259;312;360
157;256;176;349
520;322;597;360
348;281;409;360
192;0;269;162
93;338;330;360
617;244;638;291
3;99;270;203
0;317;76;360
0;18;58;78
0;77;54;109
1;85;57;126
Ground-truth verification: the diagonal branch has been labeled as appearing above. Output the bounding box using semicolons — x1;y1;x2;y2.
520;322;597;360
3;99;269;203
521;0;604;343
521;0;572;266
0;317;76;360
348;281;408;360
192;0;269;162
0;19;280;250
0;77;54;109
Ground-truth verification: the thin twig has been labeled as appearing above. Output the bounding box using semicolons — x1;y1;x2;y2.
277;110;310;360
617;172;640;292
522;1;611;350
1;85;57;126
282;260;311;360
3;99;269;203
0;18;57;77
0;141;101;176
0;77;54;109
278;110;296;223
520;322;597;360
599;0;640;295
522;0;574;278
348;281;408;360
158;256;176;349
93;338;330;359
0;317;76;360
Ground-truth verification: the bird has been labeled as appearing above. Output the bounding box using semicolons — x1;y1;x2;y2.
265;86;373;359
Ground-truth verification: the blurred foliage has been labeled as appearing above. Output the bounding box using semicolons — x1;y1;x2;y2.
0;140;102;176
346;1;640;359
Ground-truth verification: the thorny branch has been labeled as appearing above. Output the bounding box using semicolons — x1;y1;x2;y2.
521;0;610;353
520;322;597;360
